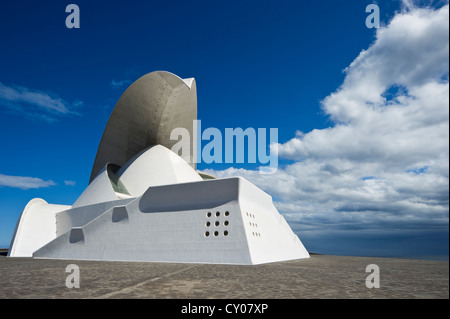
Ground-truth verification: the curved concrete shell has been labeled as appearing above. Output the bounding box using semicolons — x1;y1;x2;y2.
117;145;202;196
8;199;71;257
72;163;130;208
90;71;197;183
75;145;202;207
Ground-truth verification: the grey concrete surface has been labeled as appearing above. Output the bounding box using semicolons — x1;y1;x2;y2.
0;254;447;299
90;71;197;182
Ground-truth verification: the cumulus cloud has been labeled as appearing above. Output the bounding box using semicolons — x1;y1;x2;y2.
0;82;81;122
0;174;56;190
205;4;449;237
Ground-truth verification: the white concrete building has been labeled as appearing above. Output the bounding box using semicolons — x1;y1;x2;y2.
8;71;309;264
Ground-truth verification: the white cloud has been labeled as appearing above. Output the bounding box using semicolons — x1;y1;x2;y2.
321;4;449;125
0;174;56;190
64;180;76;186
205;4;449;236
0;82;81;122
110;79;131;89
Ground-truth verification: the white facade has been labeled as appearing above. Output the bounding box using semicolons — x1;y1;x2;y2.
8;199;71;257
8;71;310;264
116;145;203;196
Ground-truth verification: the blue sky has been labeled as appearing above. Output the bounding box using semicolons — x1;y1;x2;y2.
0;0;448;260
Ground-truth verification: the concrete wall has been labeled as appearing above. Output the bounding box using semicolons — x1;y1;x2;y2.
34;177;309;264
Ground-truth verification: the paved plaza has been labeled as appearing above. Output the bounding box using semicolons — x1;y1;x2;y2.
0;254;447;299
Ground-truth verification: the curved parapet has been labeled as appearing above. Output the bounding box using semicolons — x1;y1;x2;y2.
90;71;197;183
8;198;71;257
